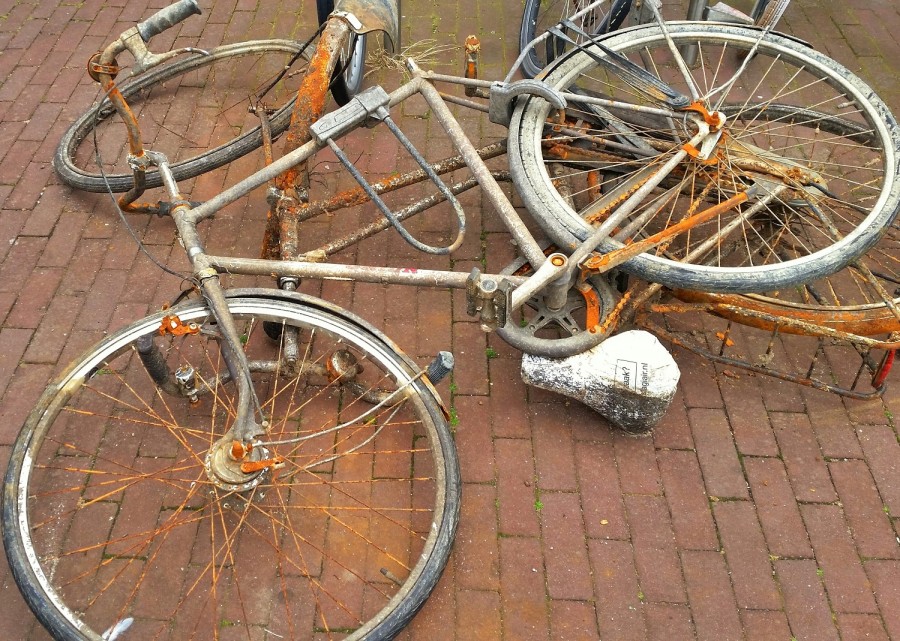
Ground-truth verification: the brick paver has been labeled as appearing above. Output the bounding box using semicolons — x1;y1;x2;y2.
1;0;899;639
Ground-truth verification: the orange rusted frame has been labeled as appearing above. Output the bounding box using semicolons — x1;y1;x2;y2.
647;298;900;349
88;47;156;213
671;289;900;337
581;190;750;274
98;77;145;161
261;18;352;261
544;141;639;166
274;23;347;191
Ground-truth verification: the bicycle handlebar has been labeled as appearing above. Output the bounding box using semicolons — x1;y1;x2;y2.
137;0;202;42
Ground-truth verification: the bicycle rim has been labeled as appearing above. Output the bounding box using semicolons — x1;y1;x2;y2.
2;293;460;641
330;32;368;106
54;40;309;193
509;23;900;294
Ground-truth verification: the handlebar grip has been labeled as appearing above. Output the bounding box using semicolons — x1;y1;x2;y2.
137;0;202;42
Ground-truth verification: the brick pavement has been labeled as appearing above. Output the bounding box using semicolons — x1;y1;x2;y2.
1;0;899;639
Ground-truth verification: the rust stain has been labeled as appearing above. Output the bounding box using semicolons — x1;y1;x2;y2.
583;191;749;273
102;80;146;158
464;35;480;82
577;282;602;332
158;314;200;336
586;170;602;202
274;25;343;195
715;331;735;347
672;289;900;336
682;101;724;128
231;440;249;460
240;456;285;474
597;289;633;336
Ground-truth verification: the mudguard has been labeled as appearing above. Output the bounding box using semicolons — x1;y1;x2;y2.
334;0;399;50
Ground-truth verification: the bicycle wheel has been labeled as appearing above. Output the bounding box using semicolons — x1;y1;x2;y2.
54;40;310;193
518;0;632;79
316;0;367;106
509;23;900;294
2;291;460;641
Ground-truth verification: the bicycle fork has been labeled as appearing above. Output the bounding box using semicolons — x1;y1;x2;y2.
138;152;281;492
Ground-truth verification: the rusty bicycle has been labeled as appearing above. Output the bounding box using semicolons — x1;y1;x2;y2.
51;0;900;400
5;0;900;639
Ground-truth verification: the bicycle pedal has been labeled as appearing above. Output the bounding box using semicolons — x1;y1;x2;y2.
466;268;512;331
425;351;455;384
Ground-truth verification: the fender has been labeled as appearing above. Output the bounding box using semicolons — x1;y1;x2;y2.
334;0;399;51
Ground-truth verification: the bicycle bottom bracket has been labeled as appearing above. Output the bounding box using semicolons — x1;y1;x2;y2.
205;439;272;492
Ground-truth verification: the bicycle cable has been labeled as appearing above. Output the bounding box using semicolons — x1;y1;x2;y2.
257;369;426;448
91;83;196;286
254;25;321;103
252;22;355;105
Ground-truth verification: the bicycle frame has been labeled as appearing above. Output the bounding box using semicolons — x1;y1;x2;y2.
89;0;900;451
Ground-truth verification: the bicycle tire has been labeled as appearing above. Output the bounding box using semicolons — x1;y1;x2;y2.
316;0;367;106
2;290;460;641
54;40;310;193
518;0;632;79
509;23;900;294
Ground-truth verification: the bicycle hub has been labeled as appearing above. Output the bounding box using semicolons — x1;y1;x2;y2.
205;438;273;492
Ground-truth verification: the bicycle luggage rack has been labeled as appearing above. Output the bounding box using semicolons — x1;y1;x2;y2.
637;295;898;399
310;86;468;255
